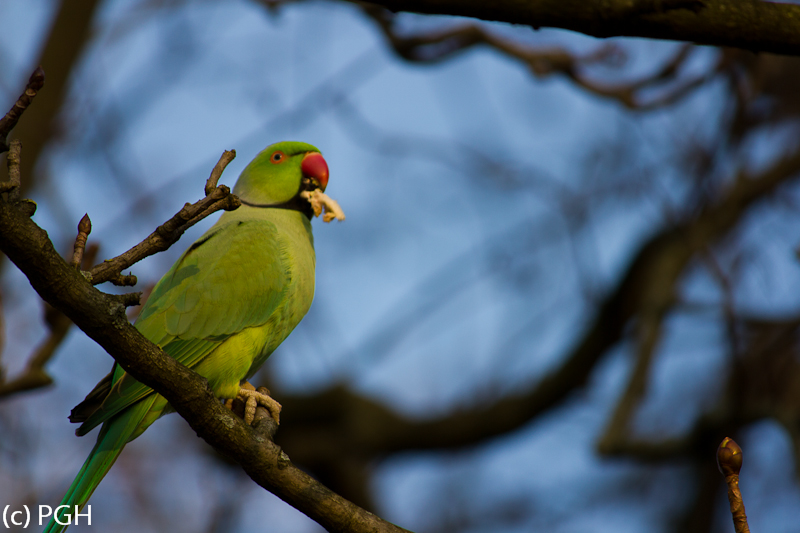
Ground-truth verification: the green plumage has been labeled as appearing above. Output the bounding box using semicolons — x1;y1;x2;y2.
45;141;323;532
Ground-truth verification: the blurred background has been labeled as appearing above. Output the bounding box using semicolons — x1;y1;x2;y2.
2;1;800;532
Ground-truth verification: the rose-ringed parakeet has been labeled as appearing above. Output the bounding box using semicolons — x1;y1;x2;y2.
44;141;343;533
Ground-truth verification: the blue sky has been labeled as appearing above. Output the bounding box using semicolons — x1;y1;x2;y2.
2;1;800;532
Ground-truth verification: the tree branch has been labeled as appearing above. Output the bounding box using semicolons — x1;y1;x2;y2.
278;137;800;467
361;0;800;56
10;0;103;196
0;243;100;399
363;6;714;108
87;150;240;286
69;214;92;269
0;305;67;397
205;149;236;195
596;307;666;454
718;437;751;533
0;67;45;153
1;140;22;202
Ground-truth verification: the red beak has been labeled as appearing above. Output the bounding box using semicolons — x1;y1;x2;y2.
301;152;329;191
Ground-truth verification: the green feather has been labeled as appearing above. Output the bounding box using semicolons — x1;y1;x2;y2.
45;141;321;533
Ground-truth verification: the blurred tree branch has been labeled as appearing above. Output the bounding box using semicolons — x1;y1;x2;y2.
359;0;800;56
362;6;715;109
9;0;103;196
0;244;98;399
275;112;800;512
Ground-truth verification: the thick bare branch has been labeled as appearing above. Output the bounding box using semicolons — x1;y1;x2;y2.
361;0;800;56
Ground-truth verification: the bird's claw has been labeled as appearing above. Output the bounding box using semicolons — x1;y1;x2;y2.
237;385;282;425
300;189;345;222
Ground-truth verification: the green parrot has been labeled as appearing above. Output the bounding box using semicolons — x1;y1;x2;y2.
44;141;341;533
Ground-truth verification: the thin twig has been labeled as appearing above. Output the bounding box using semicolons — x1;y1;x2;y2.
107;272;138;286
205;149;236;195
70;214;92;268
717;437;751;533
0;67;45;153
2;140;22;202
88;151;240;286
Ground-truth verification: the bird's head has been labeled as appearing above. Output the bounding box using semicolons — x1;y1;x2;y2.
233;141;329;207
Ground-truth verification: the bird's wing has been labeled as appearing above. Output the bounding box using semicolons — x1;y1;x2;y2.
74;217;290;434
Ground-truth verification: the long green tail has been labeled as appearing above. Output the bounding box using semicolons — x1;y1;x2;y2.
44;396;157;533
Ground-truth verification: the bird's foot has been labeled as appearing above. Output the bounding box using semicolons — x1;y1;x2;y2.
236;383;282;425
300;189;346;222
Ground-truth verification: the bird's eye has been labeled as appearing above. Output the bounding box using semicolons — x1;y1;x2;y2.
270;151;285;164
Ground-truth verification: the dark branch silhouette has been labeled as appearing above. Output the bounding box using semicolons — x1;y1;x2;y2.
361;0;800;56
